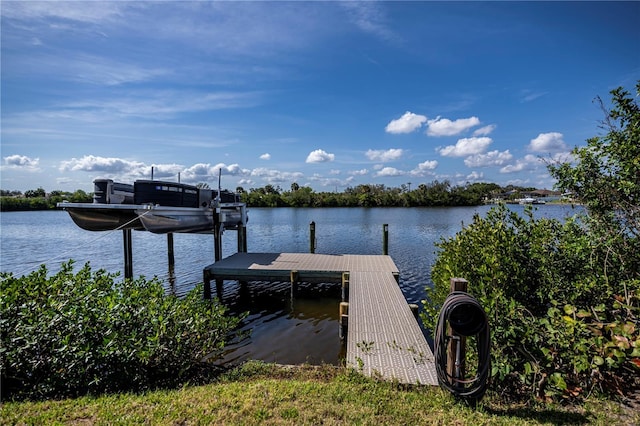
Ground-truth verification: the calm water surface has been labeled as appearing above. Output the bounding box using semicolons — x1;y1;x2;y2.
1;205;581;365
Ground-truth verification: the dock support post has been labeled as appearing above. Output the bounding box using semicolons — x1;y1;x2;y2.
203;268;212;299
409;303;419;320
243;225;248;253
448;278;468;389
123;229;133;279
237;224;246;253
167;232;175;267
167;233;175;289
204;267;223;300
309;221;316;253
290;270;299;299
341;272;350;302
382;223;389;255
339;302;349;340
214;223;222;262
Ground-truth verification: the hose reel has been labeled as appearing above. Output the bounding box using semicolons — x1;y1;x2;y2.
434;290;490;403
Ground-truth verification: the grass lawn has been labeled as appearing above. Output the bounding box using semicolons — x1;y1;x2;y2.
2;362;638;425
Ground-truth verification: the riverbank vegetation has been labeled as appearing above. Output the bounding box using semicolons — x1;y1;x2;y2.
0;262;242;401
0;188;92;211
237;181;508;207
423;84;639;403
1;181;543;211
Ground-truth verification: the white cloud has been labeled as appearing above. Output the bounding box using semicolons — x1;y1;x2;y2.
416;160;438;171
365;148;404;162
426;116;480;137
3;154;40;170
375;167;405;177
466;171;484;181
260;153;271;160
251;167;304;183
349;169;369;176
59;155;145;173
437;137;492;157
237;178;254;186
385;112;427;134
410;160;438;177
308;174;351;188
180;162;248;182
56;156;252;185
499;154;541;174
151;163;188;179
329;169;341;175
464;150;513;167
306;149;335;163
528;132;568;152
473;124;496;136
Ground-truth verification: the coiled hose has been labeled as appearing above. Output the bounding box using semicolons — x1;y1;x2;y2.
434;291;490;402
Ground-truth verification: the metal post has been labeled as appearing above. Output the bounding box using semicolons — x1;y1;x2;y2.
309;221;316;253
203;268;212;299
167;232;175;290
382;223;389;255
123;229;133;279
243;225;248;253
237;224;246;253
214;223;222;262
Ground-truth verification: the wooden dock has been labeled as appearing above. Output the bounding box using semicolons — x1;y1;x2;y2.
203;253;437;385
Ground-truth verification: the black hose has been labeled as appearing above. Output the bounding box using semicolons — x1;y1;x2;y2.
434;291;490;403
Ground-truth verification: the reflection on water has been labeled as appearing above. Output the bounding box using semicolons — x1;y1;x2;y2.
1;205;581;365
216;280;344;366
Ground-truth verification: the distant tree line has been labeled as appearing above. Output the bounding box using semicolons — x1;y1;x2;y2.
0;188;92;211
236;181;535;208
1;181;542;211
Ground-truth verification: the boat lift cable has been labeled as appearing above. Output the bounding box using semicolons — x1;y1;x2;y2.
434;290;491;403
1;210;152;280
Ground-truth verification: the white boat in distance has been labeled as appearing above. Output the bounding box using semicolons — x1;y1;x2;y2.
58;179;247;234
517;197;546;205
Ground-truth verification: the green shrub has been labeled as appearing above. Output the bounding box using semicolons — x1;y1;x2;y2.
0;261;242;400
422;205;639;401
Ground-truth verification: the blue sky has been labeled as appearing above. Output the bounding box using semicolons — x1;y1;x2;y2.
1;1;639;193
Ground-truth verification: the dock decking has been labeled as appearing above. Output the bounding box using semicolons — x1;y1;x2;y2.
203;252;437;385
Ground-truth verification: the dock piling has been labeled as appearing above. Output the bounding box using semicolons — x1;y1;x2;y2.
341;272;350;302
382;224;389;255
290;270;299;299
214;223;222;262
237;224;247;253
309;221;316;253
167;232;175;268
123;229;133;279
203;268;212;299
339;301;349;340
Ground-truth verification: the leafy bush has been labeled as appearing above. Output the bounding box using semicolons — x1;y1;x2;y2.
423;83;640;402
0;261;241;400
422;205;639;401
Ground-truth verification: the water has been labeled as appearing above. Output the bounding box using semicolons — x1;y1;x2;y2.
1;204;581;365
